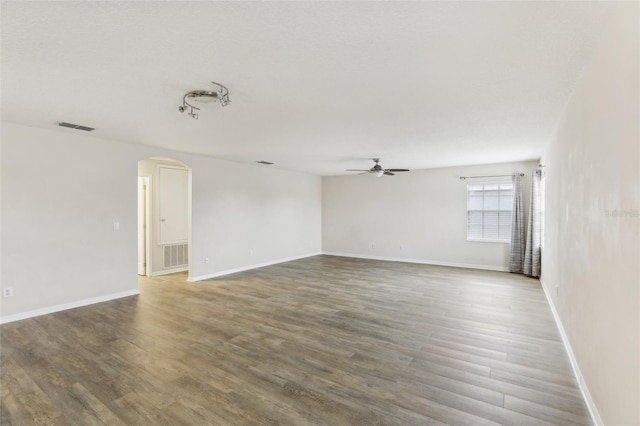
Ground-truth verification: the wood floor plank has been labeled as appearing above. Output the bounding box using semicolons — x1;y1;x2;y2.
504;395;592;425
0;354;65;425
110;392;176;425
0;255;592;425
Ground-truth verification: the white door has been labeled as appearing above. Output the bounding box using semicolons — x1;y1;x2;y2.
137;177;149;275
158;166;189;244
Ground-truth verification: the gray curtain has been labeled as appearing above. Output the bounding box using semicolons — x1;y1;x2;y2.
509;174;525;273
524;171;541;277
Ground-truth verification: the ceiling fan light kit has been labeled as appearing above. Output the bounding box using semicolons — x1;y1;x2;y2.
178;81;231;120
346;158;410;177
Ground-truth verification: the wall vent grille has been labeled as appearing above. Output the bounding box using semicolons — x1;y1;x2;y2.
163;243;188;269
57;122;95;131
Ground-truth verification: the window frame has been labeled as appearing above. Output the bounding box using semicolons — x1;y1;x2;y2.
539;174;546;249
466;180;514;244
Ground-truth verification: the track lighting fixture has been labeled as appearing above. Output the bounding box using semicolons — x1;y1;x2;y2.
178;81;231;120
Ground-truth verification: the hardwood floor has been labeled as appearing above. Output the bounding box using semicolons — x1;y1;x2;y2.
1;255;592;425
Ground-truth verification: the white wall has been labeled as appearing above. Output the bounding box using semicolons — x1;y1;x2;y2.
1;124;140;319
188;154;322;280
0;122;321;322
323;160;538;270
540;3;639;425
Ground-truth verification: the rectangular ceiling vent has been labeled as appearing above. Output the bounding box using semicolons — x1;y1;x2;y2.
256;161;274;165
57;122;95;132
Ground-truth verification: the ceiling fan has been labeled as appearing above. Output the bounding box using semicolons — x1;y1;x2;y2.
347;158;410;177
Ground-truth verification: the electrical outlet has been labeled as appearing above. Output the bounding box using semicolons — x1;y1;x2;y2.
204;257;210;264
400;244;405;251
371;243;375;249
3;287;13;298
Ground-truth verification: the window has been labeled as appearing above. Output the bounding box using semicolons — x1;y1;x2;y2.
467;182;513;242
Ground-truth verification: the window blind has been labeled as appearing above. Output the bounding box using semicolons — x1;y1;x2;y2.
467;182;513;242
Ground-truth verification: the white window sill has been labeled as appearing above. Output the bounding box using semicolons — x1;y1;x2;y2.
467;238;511;244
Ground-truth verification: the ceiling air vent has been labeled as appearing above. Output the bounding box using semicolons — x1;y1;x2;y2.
57;122;95;132
256;161;274;165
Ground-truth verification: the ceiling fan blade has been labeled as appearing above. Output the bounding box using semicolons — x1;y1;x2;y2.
387;169;410;172
346;169;370;172
384;171;395;176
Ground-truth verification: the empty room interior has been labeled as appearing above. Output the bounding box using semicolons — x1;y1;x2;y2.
1;2;638;425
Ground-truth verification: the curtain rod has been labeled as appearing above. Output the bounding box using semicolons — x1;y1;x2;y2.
459;173;524;180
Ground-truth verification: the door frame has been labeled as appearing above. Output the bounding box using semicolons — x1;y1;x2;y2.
138;157;193;280
137;176;151;276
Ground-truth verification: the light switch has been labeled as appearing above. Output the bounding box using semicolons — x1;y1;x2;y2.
113;221;120;231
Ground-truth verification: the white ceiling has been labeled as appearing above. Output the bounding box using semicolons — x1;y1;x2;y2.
1;1;614;175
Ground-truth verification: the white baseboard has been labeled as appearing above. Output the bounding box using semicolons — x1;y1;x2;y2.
0;289;140;325
321;252;509;272
150;266;188;277
539;278;603;426
188;252;322;282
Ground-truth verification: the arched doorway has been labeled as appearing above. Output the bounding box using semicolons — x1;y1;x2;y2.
138;157;192;278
